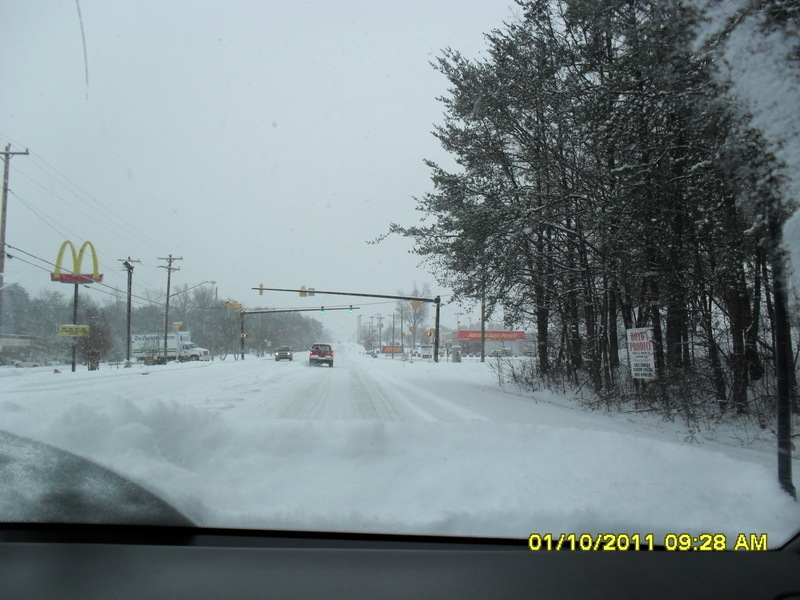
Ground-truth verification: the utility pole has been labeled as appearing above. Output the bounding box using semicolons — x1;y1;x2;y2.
240;310;245;360
400;309;404;355
369;316;374;351
434;295;441;361
158;255;181;364
0;144;29;334
375;313;383;348
480;282;486;363
118;257;140;363
391;312;395;359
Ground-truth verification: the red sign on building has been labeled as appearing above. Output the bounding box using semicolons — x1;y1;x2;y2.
454;330;525;341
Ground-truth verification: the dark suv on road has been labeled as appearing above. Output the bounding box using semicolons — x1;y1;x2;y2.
274;346;293;361
309;343;334;367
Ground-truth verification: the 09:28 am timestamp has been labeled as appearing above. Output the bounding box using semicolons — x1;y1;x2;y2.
527;532;768;551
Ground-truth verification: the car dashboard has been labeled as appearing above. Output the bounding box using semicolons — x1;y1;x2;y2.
1;523;799;599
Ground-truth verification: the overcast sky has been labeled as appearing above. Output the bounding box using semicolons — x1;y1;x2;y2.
1;0;519;339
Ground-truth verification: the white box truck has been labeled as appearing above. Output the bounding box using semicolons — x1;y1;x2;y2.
131;332;210;364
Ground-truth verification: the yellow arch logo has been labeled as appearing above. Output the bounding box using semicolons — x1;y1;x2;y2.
50;240;103;283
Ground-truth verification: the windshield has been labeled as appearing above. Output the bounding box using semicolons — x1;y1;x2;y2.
1;0;799;550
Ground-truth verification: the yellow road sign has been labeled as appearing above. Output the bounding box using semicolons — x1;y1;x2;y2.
58;324;90;337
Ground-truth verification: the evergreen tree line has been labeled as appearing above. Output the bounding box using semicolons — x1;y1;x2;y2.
389;0;800;423
1;282;325;365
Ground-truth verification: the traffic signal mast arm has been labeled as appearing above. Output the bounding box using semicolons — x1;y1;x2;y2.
253;286;436;304
241;306;359;315
253;287;442;362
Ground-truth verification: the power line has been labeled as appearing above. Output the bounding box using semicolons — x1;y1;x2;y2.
0;137;214;289
8;189;82;245
11;162;168;262
3;251;140;306
0;134;170;260
2;243;157;307
22;151;168;256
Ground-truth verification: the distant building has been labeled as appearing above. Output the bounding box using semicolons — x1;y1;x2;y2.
449;330;526;356
0;334;49;364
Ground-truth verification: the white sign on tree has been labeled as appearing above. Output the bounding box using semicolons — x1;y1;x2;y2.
626;327;656;380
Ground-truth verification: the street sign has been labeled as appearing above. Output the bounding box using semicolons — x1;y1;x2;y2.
58;324;90;337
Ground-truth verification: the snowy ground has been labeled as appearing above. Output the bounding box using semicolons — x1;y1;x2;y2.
1;344;798;548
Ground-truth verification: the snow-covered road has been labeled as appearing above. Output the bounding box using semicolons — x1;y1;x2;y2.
202;348;490;422
1;345;798;547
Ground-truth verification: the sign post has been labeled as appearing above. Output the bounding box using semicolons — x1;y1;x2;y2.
50;241;103;372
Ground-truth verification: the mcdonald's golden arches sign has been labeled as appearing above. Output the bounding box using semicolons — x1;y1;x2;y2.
50;240;103;283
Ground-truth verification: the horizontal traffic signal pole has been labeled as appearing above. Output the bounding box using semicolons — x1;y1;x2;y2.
238;306;360;360
253;287;442;362
242;306;359;315
253;286;437;304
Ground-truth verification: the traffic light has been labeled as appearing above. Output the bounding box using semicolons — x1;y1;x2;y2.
426;331;432;337
320;306;325;314
349;305;353;313
259;283;263;296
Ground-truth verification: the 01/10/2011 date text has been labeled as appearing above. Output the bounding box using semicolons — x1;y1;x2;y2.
527;532;768;551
